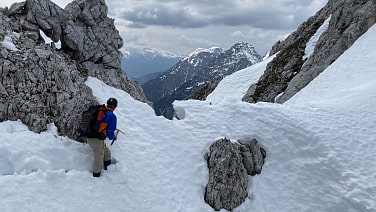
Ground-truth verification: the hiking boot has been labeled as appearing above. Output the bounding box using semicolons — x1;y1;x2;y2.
104;160;111;170
93;172;101;177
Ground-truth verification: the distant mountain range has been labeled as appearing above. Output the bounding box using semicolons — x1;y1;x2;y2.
142;42;262;119
121;47;181;79
134;71;164;85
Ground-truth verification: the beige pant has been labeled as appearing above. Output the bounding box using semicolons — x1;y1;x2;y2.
87;138;111;173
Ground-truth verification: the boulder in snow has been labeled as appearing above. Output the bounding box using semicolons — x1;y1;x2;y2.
204;138;266;211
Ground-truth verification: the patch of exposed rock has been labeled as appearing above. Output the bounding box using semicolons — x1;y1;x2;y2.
22;0;123;68
204;138;266;211
186;76;223;101
0;0;149;140
243;0;376;103
62;0;123;68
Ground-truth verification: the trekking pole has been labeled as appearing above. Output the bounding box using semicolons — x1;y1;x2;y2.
116;129;125;134
111;129;125;145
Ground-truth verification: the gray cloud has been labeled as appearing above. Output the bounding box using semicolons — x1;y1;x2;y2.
121;4;209;28
113;0;327;30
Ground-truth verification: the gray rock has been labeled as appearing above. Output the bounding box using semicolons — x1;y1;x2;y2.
22;36;37;48
205;138;266;211
62;0;123;68
187;76;223;101
0;48;8;58
0;39;95;138
238;138;266;176
8;1;26;16
0;0;150;141
34;48;51;58
23;0;123;68
20;19;39;32
241;83;256;103
0;81;8;97
26;0;68;42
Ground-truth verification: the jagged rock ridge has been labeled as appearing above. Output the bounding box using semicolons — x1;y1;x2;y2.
0;0;148;140
243;0;376;103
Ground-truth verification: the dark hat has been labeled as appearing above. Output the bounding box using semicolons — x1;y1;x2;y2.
107;98;118;107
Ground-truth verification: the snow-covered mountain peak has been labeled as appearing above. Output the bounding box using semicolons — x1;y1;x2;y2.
230;41;255;50
183;47;223;62
224;42;262;64
191;47;223;56
122;47;180;59
121;47;182;79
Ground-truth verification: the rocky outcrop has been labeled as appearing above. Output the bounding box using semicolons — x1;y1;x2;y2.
25;0;69;43
243;0;376;103
78;61;147;103
22;0;123;68
186;76;223;101
204;138;266;211
0;33;94;139
0;0;148;140
63;0;123;68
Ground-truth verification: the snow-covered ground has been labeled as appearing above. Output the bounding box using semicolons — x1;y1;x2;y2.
0;23;375;212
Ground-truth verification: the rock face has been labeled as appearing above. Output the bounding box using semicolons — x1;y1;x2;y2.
243;0;376;103
24;0;123;68
25;0;69;43
0;0;148;140
63;0;123;68
205;138;266;211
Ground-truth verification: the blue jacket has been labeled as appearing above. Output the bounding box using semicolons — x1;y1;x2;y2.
102;110;117;140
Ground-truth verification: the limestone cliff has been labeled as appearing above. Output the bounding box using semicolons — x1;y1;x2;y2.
0;0;149;140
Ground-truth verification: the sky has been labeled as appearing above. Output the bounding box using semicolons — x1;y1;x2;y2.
0;0;328;56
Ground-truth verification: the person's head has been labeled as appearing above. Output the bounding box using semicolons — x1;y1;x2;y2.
106;97;118;110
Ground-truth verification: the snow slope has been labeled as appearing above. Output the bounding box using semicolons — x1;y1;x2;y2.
205;54;275;105
0;24;375;212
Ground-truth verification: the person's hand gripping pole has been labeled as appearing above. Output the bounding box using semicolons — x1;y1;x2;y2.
111;129;125;145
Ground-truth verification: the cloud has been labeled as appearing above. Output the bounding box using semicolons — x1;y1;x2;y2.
231;31;247;38
110;0;328;30
112;0;328;55
117;4;209;28
177;35;219;48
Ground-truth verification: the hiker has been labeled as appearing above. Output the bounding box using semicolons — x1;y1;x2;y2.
86;97;118;177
